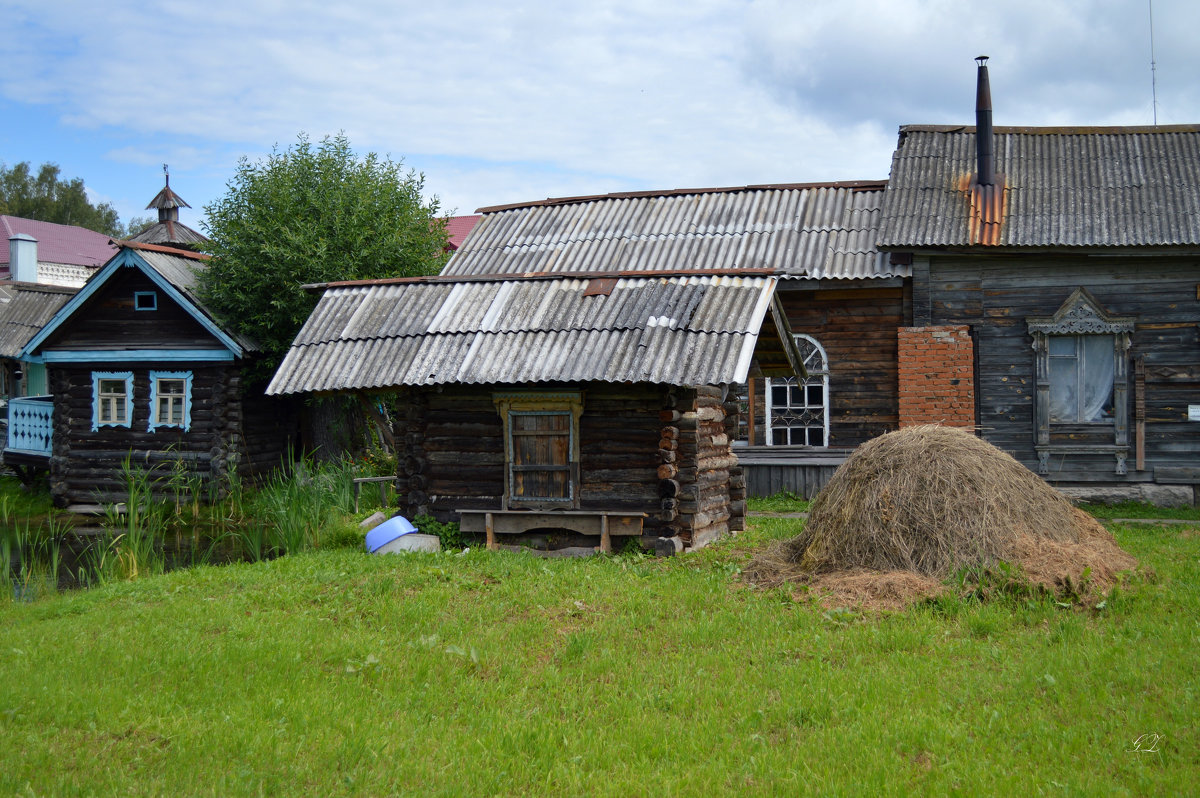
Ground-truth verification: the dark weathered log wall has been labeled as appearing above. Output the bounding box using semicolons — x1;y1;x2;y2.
773;283;909;447
47;364;298;506
50;364;227;505
924;254;1200;483
44;268;215;351
396;382;740;545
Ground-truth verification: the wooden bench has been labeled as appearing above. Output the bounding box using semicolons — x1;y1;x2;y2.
457;509;645;553
353;476;398;513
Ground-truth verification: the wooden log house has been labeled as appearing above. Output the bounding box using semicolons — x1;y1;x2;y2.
17;239;298;507
268;271;805;553
876;57;1200;504
437;186;913;500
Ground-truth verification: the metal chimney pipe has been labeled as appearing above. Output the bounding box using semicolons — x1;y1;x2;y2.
8;233;38;283
975;55;995;186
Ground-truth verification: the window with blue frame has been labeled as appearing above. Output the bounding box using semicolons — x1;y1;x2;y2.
149;371;192;432
134;291;158;311
92;372;133;431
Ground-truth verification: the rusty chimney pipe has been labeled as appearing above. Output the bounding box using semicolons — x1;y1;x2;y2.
975;55;995;186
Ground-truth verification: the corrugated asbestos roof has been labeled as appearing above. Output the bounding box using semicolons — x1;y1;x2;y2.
268;274;782;394
879;125;1200;248
444;182;905;280
0;282;75;358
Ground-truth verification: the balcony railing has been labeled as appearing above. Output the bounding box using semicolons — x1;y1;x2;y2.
5;395;53;457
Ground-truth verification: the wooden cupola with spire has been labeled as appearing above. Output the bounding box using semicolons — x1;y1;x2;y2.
129;166;208;250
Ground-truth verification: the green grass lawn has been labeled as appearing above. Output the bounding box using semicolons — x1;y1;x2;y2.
2;514;1197;796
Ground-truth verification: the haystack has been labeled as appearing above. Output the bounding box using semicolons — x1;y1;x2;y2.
747;425;1136;605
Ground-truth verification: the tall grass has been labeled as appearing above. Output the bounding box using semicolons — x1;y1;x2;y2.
243;456;357;556
3;452;366;599
0;489;71;600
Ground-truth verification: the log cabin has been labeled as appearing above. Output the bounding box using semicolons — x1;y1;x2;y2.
15;240;299;507
441;185;912;499
268;270;806;553
877;57;1200;505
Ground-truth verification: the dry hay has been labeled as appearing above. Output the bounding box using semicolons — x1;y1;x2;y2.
746;425;1137;606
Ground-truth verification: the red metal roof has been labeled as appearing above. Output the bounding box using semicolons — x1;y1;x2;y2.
0;215;116;272
444;214;481;250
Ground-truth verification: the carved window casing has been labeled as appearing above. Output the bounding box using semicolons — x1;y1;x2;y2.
765;334;829;447
1027;288;1134;475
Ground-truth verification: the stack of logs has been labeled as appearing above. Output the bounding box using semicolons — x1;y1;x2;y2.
658;385;745;548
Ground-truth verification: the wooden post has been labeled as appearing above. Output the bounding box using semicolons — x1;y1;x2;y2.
747;378;756;445
1135;355;1146;471
600;515;611;554
485;512;497;551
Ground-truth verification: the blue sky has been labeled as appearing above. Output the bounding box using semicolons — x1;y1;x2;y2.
3;0;1198;231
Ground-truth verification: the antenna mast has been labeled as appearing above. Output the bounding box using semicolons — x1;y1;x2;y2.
1149;0;1158;125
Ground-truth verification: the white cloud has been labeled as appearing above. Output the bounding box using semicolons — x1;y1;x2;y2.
3;0;1199;219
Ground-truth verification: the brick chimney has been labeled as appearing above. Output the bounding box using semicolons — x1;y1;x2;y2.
8;233;38;283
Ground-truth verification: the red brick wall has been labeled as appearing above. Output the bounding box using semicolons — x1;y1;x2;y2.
898;326;976;428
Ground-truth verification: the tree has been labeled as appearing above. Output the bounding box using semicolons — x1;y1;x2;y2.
120;215;157;238
0;161;124;236
198;133;450;380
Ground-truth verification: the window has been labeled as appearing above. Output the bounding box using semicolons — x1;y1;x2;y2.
134;291;157;311
1048;335;1115;422
1027;288;1134;474
494;392;583;509
149;371;192;432
765;334;829;447
92;372;133;431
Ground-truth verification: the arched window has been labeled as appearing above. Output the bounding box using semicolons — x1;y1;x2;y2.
765;334;829;446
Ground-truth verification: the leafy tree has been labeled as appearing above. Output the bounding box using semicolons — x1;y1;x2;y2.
120;215;157;238
0;161;124;236
198;133;449;380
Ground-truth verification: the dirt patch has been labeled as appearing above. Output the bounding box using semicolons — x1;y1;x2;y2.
746;425;1138;608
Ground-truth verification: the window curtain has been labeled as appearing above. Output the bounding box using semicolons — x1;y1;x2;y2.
1079;335;1115;421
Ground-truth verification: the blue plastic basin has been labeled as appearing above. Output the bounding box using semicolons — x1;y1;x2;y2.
365;515;418;552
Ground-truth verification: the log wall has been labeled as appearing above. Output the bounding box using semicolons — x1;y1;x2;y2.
772;283;909;447
922;254;1200;484
397;381;739;549
47;364;298;506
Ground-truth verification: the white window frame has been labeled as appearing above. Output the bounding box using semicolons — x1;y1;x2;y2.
92;371;133;431
765;334;830;447
149;370;193;432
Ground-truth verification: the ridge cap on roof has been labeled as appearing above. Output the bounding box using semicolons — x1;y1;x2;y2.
476;180;888;214
305;267;780;291
117;239;211;261
899;123;1200;135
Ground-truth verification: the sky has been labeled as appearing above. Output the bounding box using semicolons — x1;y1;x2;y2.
2;0;1198;231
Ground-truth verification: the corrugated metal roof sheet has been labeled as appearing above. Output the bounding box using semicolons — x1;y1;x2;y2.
0;215;116;270
268;274;781;394
0;282;75;358
879;125;1200;248
444;183;904;280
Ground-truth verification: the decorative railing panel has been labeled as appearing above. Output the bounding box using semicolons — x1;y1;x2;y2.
5;396;54;457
